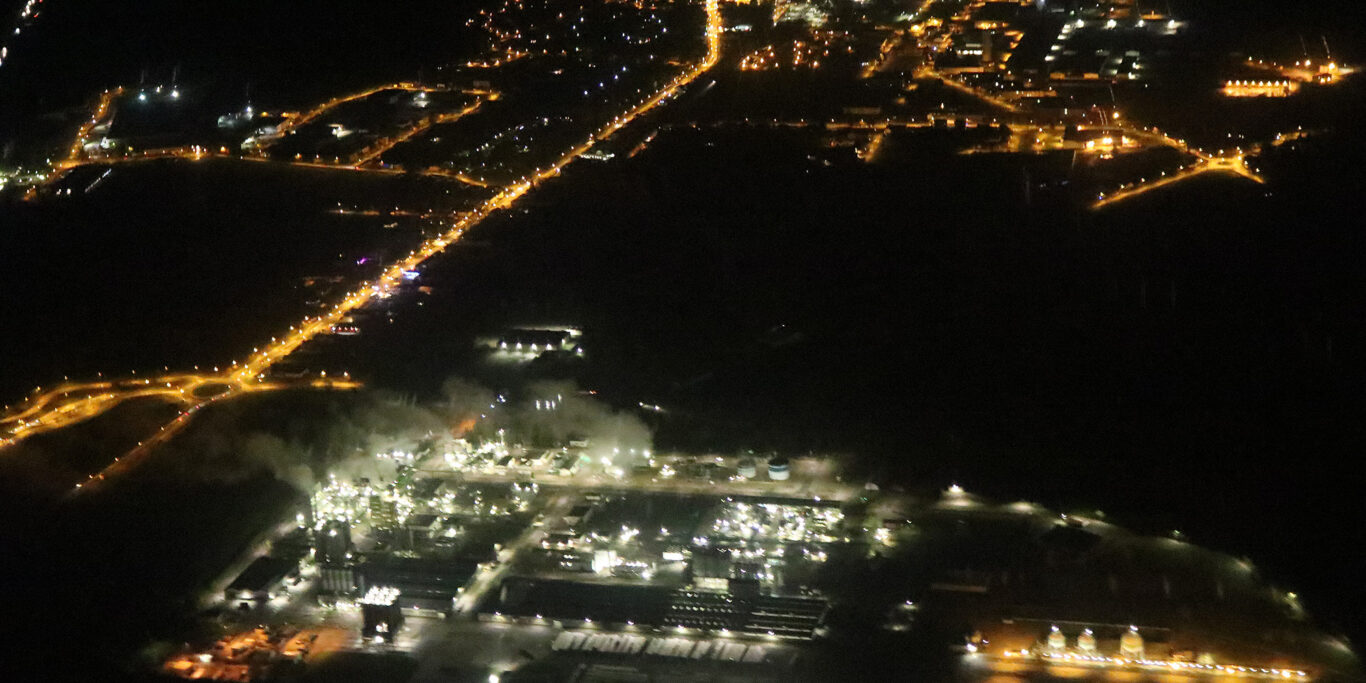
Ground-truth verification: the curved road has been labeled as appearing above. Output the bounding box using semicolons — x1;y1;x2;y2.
4;0;724;492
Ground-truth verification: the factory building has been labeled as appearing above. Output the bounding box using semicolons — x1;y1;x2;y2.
492;577;829;640
493;327;584;355
315;520;357;596
359;586;404;643
357;555;481;611
319;565;358;595
315;521;352;564
224;556;297;605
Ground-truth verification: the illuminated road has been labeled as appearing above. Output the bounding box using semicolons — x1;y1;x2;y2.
1241;55;1354;85
904;7;1276;209
70;376;362;493
48;150;497;191
977;652;1308;681
7;0;1274;457
857;127;888;161
43;84;495;190
1092;148;1265;210
454;493;578;615
60;87;121;168
3;0;723;488
26;86;124;194
861;31;906;79
2;377;189;438
1;373;359;492
351;99;485;166
224;0;720;393
1;374;233;446
920;67;1021;114
42;81;498;192
263;82;457;146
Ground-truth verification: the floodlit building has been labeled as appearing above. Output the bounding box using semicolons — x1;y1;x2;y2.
357;555;481;611
225;556;297;605
360;586;404;643
1222;80;1298;98
1047;625;1066;649
319;564;357;595
316;520;357;595
494;327;583;355
1119;625;1145;658
492;577;829;639
1077;628;1097;651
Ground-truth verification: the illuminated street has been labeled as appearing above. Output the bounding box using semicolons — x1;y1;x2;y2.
1;0;722;468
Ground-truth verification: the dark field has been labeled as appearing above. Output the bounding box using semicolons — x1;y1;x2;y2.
0;0;492;161
0;160;484;399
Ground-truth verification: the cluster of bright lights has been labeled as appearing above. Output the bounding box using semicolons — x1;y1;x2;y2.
872;527;894;546
773;0;827;26
164;628;275;677
310;466;417;529
445;440;505;466
359;585;401;606
500;340;558;352
1011;650;1308;679
0;0;44;70
1222;80;1298;98
616;560;654;580
311;475;377;526
711;501;842;544
377;450;417;464
737;32;849;71
1227;80;1295;88
433;478;537;517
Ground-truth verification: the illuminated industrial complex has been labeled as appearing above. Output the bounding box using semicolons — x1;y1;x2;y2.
0;0;1361;680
